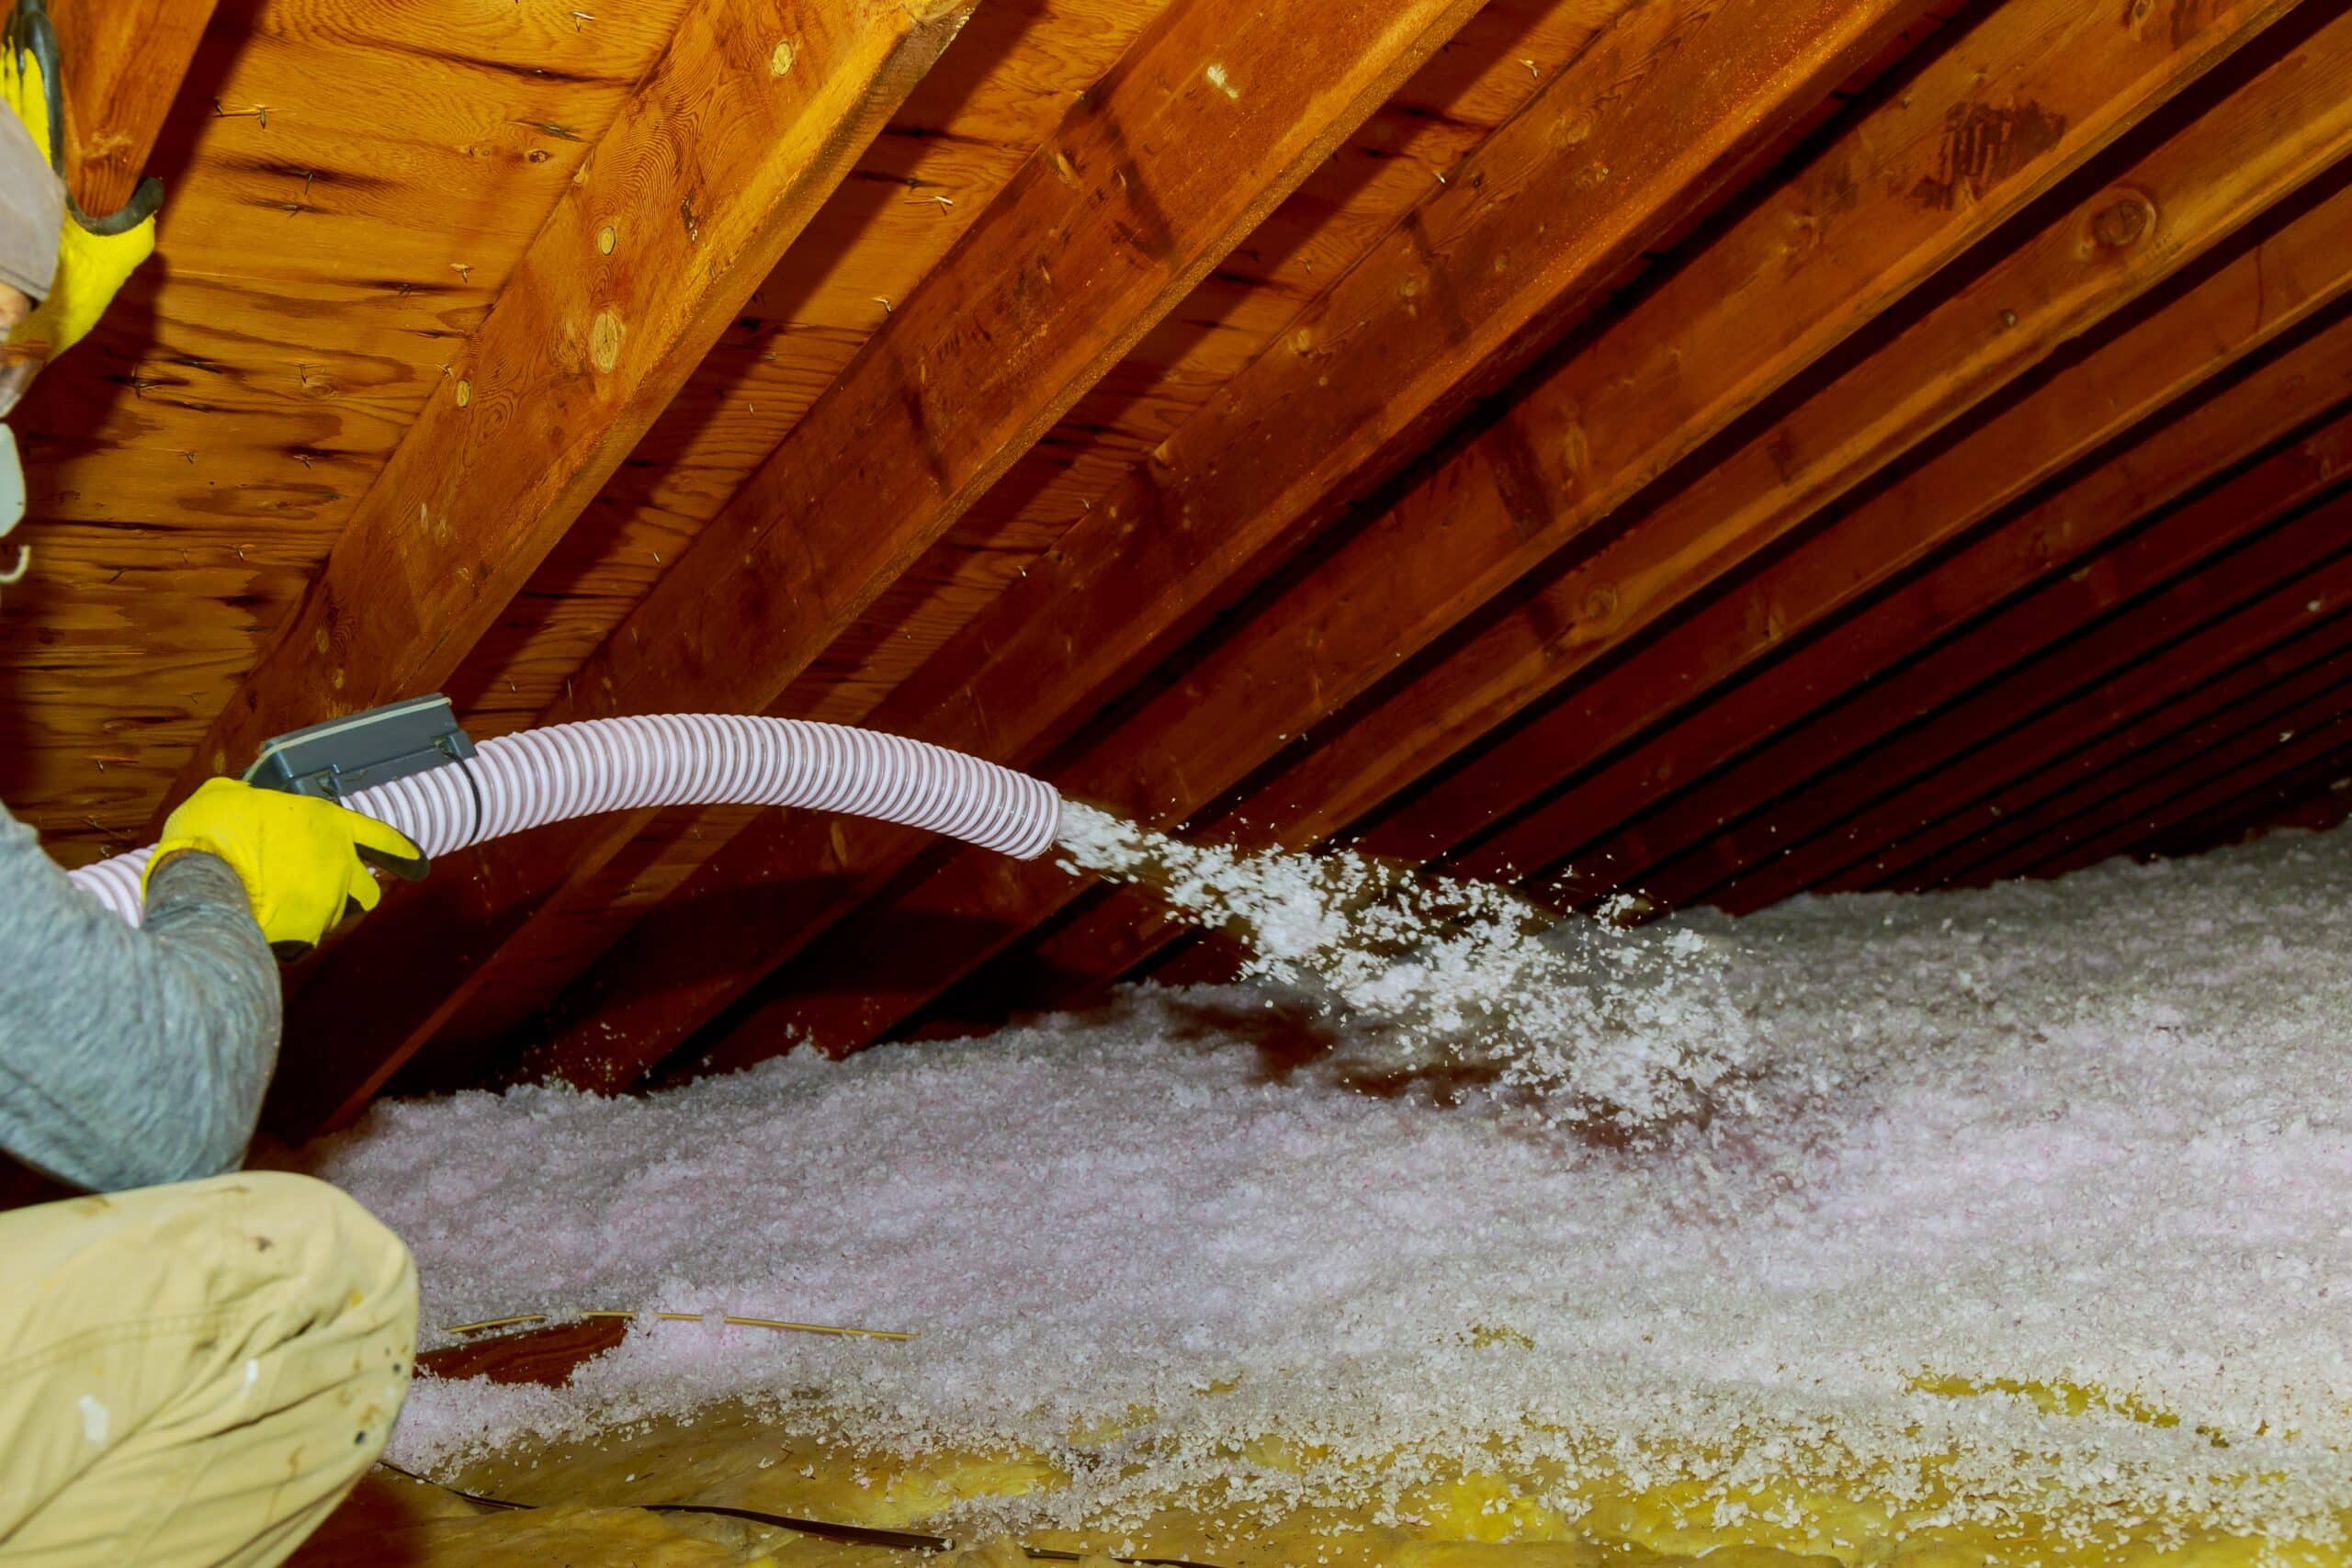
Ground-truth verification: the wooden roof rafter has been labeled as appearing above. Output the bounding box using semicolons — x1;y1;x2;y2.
264;0;1494;1132
1887;531;2352;888
1385;169;2352;890
1240;0;2352;862
165;0;978;805
1898;589;2352;888
47;0;220;217
663;0;2312;1073
362;0;1641;1097
1524;389;2352;911
1691;490;2352;911
2121;706;2352;867
436;0;1196;750
505;0;1948;1091
15;0;2352;1123
969;0;2352;1012
391;15;1647;1100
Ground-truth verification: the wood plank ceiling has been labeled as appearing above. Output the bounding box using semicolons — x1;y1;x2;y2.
6;0;2349;1132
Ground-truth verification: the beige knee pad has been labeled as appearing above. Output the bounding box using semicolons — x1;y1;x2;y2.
0;1171;419;1567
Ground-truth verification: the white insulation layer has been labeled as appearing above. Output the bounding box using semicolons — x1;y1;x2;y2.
66;715;1062;928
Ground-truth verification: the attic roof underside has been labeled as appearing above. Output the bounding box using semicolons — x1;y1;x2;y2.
7;0;2352;1132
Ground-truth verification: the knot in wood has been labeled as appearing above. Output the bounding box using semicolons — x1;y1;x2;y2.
2091;191;2154;252
590;309;626;374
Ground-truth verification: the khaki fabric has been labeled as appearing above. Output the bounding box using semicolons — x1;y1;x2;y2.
0;1172;416;1566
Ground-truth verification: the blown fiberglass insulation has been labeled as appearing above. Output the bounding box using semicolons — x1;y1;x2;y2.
303;821;2352;1546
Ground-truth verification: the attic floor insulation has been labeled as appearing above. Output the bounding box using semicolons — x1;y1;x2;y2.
296;824;2352;1565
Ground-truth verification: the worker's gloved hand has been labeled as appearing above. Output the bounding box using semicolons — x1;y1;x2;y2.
143;779;429;959
0;33;154;374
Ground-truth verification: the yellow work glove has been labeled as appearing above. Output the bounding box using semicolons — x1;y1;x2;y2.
0;39;152;366
143;779;429;959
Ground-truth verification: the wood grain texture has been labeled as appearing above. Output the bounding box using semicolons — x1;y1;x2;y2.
697;0;2311;1064
964;308;2352;1020
1401;158;2352;885
3;0;696;863
266;0;1493;1131
408;0;1632;1066
1991;540;2352;880
989;374;2352;1009
1636;447;2352;912
49;0;221;214
966;3;2352;1010
1460;321;2352;903
17;0;2352;1124
1504;376;2352;903
763;0;1639;738
1242;0;2352;859
166;0;978;817
1901;605;2352;888
441;0;1186;744
1699;502;2352;908
526;0;1941;1087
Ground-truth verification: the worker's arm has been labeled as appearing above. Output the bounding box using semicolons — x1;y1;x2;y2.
0;801;281;1193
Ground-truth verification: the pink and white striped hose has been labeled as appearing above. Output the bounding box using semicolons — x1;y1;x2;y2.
67;715;1064;928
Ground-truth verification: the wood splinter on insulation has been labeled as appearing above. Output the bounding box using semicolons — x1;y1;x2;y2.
441;1309;916;1341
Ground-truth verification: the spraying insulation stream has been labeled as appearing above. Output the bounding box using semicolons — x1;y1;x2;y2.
66;715;1064;927
62;706;1738;1132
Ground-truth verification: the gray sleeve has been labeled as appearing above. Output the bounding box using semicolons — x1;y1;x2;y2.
0;802;281;1192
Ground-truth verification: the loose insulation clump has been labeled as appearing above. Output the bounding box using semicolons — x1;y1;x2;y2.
1055;802;1761;1124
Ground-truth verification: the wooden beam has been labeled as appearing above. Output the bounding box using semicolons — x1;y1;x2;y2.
1240;1;2352;861
977;304;2352;1017
381;0;1648;1076
264;0;1492;1131
1747;507;2352;898
1908;615;2352;888
526;0;1949;1086
1538;394;2352;908
789;0;2340;1045
46;0;218;216
2124;730;2352;865
1442;312;2352;905
1366;170;2352;875
700;0;2333;1066
1907;619;2352;887
1846;571;2352;891
168;0;978;814
2031;669;2352;878
414;1317;629;1388
1657;486;2352;912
